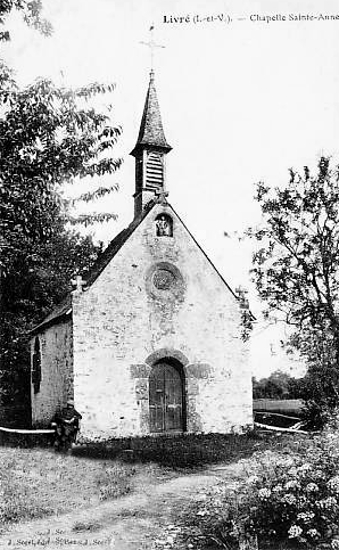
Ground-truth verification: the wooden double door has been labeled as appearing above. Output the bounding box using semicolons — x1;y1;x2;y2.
149;361;184;433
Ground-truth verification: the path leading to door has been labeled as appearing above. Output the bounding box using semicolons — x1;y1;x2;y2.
0;461;245;550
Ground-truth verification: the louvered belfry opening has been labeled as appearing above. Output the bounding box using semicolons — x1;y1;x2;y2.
146;152;163;189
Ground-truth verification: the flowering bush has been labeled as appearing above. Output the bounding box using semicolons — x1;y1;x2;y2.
183;433;339;549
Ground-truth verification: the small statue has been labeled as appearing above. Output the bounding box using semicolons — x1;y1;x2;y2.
156;215;171;236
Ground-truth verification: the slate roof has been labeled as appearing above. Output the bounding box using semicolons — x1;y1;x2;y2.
30;294;72;335
131;70;172;156
85;199;156;287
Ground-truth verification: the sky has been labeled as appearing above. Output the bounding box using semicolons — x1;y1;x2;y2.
3;0;339;377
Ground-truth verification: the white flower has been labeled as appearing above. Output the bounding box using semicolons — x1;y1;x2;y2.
332;539;339;550
328;476;339;493
272;484;283;493
306;482;319;493
247;475;259;485
307;529;320;539
285;480;300;490
258;488;271;499
317;496;338;509
298;463;311;472
277;458;294;468
297;512;315;523
282;493;297;505
288;525;303;538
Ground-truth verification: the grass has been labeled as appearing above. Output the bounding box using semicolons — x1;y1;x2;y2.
0;446;139;528
0;431;313;531
73;431;287;469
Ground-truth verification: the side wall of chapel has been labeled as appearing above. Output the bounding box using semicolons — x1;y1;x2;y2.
31;319;73;427
72;203;253;439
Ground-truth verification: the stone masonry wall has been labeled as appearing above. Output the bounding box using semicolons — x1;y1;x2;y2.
73;202;253;439
31;319;73;427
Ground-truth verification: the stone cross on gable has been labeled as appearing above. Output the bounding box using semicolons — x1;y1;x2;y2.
71;274;86;292
155;188;169;204
140;24;165;70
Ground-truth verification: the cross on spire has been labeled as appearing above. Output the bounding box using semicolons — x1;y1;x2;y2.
71;274;86;292
155;188;169;205
140;24;165;70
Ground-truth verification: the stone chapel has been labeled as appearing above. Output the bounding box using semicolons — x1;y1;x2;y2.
30;70;253;439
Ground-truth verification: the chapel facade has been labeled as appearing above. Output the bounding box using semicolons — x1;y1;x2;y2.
30;71;253;439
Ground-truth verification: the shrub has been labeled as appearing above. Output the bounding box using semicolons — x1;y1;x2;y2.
301;400;335;431
183;432;339;549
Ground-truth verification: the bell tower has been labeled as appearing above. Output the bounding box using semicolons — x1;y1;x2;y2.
130;69;172;218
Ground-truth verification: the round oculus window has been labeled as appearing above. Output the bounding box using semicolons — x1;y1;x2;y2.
153;268;176;290
146;262;185;302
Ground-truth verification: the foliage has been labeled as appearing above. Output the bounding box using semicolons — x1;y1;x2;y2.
249;157;339;418
298;372;339;431
0;0;51;91
253;370;306;400
252;369;339;430
235;286;254;341
179;432;339;549
0;1;124;414
0;78;121;250
0;232;103;407
0;0;52;42
0;74;122;410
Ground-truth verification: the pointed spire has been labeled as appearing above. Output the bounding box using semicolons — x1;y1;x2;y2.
131;70;172;218
131;70;172;156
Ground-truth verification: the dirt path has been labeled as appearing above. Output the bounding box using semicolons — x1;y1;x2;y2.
0;462;245;550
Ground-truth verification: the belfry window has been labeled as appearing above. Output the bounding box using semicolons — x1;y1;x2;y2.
155;214;173;237
146;153;163;188
32;337;42;394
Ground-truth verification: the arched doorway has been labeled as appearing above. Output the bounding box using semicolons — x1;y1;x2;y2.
149;360;185;433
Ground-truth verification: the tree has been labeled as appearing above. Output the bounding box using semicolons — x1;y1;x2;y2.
0;1;124;424
250;157;339;417
0;0;52;43
252;370;306;400
0;77;122;289
0;78;121;245
0;1;51;90
0;77;122;416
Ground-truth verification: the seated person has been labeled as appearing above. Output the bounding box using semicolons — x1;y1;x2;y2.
52;400;82;452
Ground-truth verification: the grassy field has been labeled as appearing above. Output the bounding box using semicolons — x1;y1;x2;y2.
0;446;156;528
253;399;304;417
0;432;310;531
